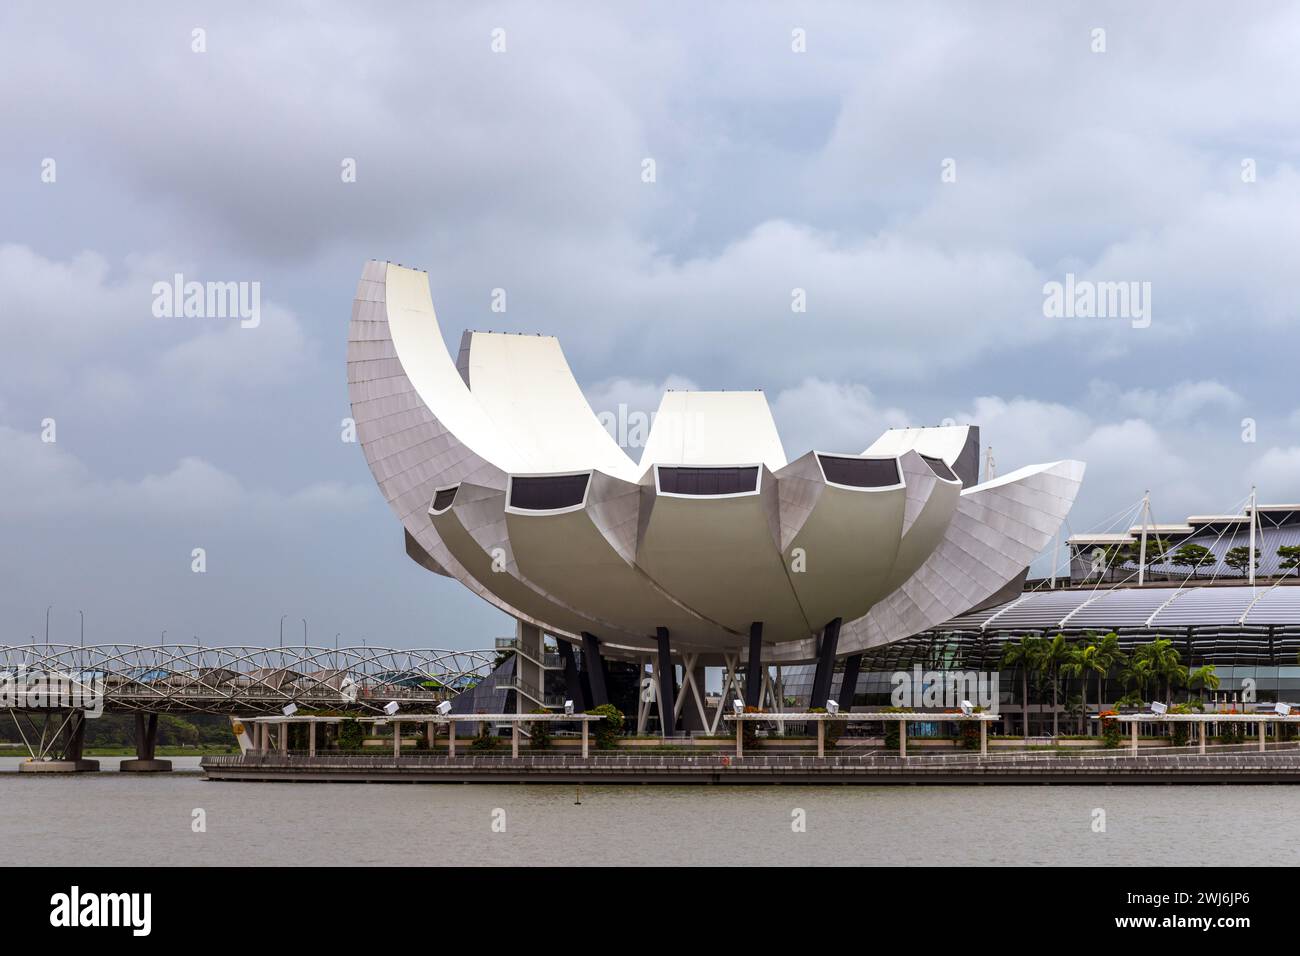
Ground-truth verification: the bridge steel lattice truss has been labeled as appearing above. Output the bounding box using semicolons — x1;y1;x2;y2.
0;644;496;716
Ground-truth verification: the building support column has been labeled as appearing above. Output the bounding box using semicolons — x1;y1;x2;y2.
744;622;763;708
515;620;544;713
448;720;456;758
308;722;317;757
656;627;676;737
809;617;842;709
899;720;907;758
1199;721;1206;754
980;720;988;757
557;640;586;711
838;653;862;710
580;632;608;708
1259;720;1266;753
1130;721;1138;755
392;721;401;758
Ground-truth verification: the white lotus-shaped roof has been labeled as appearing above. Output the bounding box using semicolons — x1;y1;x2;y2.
348;261;1085;659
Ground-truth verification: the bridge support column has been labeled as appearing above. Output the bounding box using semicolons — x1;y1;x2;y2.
17;710;100;773
580;632;608;708
809;618;842;710
744;622;763;708
656;627;676;737
121;712;172;772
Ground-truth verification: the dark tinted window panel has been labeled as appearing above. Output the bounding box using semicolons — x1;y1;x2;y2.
921;455;958;482
658;466;760;496
432;486;459;512
818;455;900;488
509;474;590;510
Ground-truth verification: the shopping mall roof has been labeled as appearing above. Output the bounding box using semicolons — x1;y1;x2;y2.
939;583;1300;631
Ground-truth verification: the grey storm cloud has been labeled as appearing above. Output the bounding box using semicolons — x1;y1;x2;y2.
1;0;1298;646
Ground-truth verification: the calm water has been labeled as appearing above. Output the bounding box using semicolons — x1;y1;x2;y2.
4;756;1299;866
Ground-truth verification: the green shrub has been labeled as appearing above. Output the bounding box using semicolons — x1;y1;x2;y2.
881;706;911;753
586;704;624;749
470;725;500;751
528;708;553;750
337;718;364;751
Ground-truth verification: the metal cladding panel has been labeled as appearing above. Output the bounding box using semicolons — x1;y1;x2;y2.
635;467;811;642
404;529;449;577
639;390;787;473
864;425;980;487
829;459;1085;655
431;487;633;643
463;331;640;481
505;503;736;651
887;450;961;590
347;262;545;630
774;451;827;553
781;476;908;631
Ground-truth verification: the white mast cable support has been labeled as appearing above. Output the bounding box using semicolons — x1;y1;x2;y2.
1136;489;1154;587
1249;485;1258;589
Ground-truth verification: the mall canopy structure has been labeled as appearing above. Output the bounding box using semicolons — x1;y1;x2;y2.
347;260;1085;728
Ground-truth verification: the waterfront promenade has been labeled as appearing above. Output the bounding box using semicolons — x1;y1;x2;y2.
201;749;1300;785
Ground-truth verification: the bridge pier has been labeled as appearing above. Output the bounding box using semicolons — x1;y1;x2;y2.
120;712;172;772
16;710;100;773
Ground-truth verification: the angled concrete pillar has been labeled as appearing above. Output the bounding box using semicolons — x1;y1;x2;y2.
580;632;608;708
744;622;763;708
557;640;587;711
809;618;842;709
838;653;862;710
656;627;676;737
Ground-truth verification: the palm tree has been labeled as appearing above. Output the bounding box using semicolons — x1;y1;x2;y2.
1144;637;1188;706
1188;664;1219;702
1120;654;1154;700
1039;634;1072;738
1092;632;1126;712
1001;635;1044;737
1067;638;1112;736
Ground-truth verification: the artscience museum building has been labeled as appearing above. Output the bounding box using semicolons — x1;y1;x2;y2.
347;260;1086;732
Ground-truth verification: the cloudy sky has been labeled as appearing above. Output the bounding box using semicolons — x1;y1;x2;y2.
3;2;1298;650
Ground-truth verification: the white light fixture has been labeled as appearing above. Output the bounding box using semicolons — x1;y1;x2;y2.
960;699;973;716
563;699;574;715
282;703;298;717
1276;702;1292;717
732;698;744;715
1151;701;1168;715
383;700;400;716
436;700;452;716
826;699;839;715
